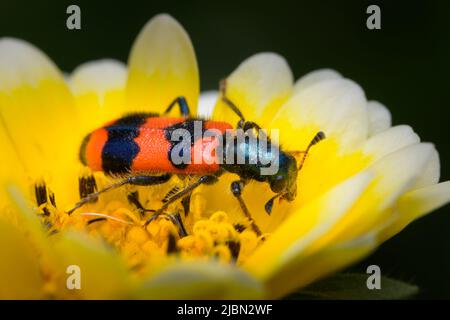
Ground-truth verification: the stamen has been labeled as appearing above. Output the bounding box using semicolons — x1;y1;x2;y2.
169;212;188;238
42;220;53;230
34;183;48;207
49;191;56;207
233;223;246;233
36;172;267;272
87;217;107;225
226;240;241;261
48;229;59;237
127;191;147;215
79;212;133;225
166;233;178;254
34;183;51;216
78;175;98;200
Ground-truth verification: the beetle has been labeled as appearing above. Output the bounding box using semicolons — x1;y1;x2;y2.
68;80;325;235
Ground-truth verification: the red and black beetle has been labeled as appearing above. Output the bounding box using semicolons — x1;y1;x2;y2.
69;81;325;235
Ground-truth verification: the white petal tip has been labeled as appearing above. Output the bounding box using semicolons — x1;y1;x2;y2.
294;68;342;93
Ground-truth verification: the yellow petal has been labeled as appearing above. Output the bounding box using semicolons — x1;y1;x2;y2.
367;100;391;136
271;78;368;152
0;38;80;206
69;59;127;133
338;143;435;242
0;38;78;172
363;125;419;162
380;181;450;241
213;52;293;127
135;261;264;299
244;171;373;286
0;126;27;206
5;185;131;299
363;109;437;194
126;14;199;114
5;184;47;241
250;143;436;298
53;232;132;299
4;184;60;273
0;219;44;299
264;231;377;298
293;68;342;94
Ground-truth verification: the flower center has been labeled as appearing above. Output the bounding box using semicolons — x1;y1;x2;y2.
32;172;264;275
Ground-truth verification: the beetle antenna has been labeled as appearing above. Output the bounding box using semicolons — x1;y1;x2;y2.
220;79;246;126
298;131;326;171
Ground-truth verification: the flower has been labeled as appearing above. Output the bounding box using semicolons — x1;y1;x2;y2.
0;13;449;299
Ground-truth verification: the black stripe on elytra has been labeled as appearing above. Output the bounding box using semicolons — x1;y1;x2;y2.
101;113;158;175
164;118;206;169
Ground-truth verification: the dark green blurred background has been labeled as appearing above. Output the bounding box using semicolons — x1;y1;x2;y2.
1;0;449;298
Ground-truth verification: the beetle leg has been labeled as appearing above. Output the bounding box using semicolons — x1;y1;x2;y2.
67;174;172;215
230;179;262;236
264;193;283;215
163;96;191;117
162;185;181;203
166;212;188;238
181;194;191;217
162;185;191;217
127;191;156;216
144;175;218;227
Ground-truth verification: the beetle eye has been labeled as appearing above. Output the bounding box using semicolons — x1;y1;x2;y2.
270;175;286;193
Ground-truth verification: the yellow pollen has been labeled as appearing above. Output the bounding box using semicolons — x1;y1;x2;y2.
32;178;264;277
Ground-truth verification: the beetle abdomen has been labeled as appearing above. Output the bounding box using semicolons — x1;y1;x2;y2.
80;114;232;175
